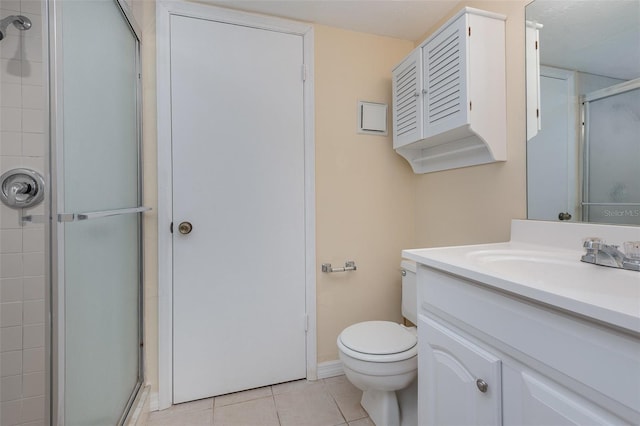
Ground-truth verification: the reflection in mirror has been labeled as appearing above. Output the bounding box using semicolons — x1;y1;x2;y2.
525;0;640;225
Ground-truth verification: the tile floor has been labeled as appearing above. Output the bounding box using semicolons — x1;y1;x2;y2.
145;375;373;426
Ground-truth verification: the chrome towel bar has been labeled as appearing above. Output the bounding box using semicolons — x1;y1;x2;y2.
322;261;357;273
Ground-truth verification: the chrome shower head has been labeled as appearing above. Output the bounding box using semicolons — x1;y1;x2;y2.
0;15;32;41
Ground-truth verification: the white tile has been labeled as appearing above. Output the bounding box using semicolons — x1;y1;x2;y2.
22;371;44;397
22;300;43;325
20;0;42;15
0;253;22;278
0;399;22;425
166;398;213;413
0;374;22;401
22;251;43;276
21;132;43;157
274;384;346;426
0;350;22;377
213;396;279;426
272;379;326;395
22;323;43;348
21;395;45;422
1;107;21;132
19;13;42;38
22;347;44;373
20;60;41;86
348;418;375;426
21;84;43;110
0;131;22;155
0;325;21;352
0;59;21;84
147;408;213;426
22;228;43;252
324;376;367;422
0;35;20;60
22;37;42;62
214;386;272;407
0;229;22;253
0;301;22;327
21;108;43;133
0;204;21;229
1;1;22;12
22;276;43;301
0;278;22;302
0;82;21;107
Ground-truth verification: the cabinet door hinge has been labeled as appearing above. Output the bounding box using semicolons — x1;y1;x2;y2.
469;101;472;111
536;108;540;118
302;64;308;82
170;222;173;233
535;40;538;50
468;26;471;37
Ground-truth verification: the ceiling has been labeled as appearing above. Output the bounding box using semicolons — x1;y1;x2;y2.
198;0;640;81
198;0;460;40
527;0;640;81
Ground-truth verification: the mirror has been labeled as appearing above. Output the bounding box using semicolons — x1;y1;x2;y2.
525;0;640;225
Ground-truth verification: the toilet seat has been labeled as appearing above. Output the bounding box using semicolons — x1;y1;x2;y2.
338;321;417;363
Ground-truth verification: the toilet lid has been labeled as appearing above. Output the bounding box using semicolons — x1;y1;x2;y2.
339;321;417;355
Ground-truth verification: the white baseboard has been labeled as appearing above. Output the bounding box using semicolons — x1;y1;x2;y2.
149;391;159;412
317;360;344;379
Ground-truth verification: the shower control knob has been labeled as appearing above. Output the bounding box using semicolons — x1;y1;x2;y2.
178;221;193;235
476;379;488;393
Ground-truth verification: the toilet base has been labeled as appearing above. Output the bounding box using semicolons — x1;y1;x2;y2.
361;389;400;426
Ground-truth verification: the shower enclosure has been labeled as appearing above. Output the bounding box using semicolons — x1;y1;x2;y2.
0;0;144;424
581;80;640;225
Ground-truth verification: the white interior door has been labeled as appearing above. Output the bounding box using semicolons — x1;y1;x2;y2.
527;69;577;221
170;15;307;403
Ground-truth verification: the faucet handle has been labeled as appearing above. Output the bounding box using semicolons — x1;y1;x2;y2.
583;237;603;250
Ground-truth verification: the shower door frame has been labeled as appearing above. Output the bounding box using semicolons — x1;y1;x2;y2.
46;0;145;424
580;78;640;222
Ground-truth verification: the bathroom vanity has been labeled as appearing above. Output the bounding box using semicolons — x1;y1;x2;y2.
403;220;640;425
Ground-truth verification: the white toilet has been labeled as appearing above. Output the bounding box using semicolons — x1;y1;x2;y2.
337;260;418;426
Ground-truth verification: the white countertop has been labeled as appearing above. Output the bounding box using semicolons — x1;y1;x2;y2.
403;220;640;334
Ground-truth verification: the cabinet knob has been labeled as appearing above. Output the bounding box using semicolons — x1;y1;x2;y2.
414;91;420;98
558;212;572;221
476;378;488;393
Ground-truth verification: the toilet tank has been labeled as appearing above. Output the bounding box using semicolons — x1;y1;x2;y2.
401;260;417;324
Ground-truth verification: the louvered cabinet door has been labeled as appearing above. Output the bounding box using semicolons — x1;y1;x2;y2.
392;49;422;148
422;14;469;138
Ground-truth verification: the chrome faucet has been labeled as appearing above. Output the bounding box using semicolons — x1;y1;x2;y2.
581;238;640;272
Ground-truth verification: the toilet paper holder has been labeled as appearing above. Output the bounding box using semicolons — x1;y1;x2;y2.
322;261;357;273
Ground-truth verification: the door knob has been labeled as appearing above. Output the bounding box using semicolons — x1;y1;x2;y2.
558;212;572;221
178;221;193;235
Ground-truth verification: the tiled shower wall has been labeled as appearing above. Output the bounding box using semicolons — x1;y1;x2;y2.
0;0;46;424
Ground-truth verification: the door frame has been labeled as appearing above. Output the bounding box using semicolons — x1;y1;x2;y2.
156;1;316;410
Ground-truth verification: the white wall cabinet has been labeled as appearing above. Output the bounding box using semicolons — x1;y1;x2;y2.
391;7;506;174
417;266;639;426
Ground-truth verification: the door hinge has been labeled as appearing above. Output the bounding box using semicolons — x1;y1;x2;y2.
535;40;538;50
468;26;471;37
301;64;308;82
536;108;540;118
170;222;173;233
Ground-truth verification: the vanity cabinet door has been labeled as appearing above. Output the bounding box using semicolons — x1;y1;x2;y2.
392;49;422;148
503;366;631;425
419;314;502;426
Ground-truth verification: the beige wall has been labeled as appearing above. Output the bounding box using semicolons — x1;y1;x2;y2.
413;0;528;248
137;0;530;402
314;25;416;363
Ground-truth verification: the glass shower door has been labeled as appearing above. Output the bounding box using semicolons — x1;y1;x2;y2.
50;0;144;424
582;84;640;225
